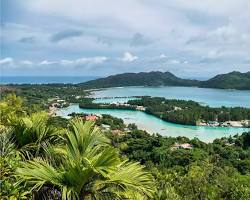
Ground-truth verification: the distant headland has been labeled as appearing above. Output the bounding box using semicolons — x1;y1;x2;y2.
79;71;250;90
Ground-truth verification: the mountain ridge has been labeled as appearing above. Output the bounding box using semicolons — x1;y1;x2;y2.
79;71;250;90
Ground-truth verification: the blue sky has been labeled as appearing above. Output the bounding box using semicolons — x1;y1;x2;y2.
1;0;250;77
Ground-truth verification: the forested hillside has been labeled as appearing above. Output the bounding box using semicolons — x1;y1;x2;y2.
201;71;250;90
80;71;250;90
79;71;199;88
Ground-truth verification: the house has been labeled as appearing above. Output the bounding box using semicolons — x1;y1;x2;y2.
85;115;98;121
101;124;111;130
136;106;146;111
174;106;182;111
171;143;193;150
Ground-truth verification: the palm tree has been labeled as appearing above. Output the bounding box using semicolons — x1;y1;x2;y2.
0;127;31;199
11;112;60;158
17;119;155;199
0;94;26;126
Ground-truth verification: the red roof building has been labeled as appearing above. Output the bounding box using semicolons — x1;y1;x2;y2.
85;115;98;121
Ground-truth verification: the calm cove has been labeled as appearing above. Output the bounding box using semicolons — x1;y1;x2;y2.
57;106;250;143
91;86;250;107
57;86;250;142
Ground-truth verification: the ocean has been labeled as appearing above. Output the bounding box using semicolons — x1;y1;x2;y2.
0;76;100;84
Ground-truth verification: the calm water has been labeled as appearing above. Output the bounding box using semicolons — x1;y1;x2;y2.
57;104;250;142
93;97;139;104
91;86;250;108
0;76;99;84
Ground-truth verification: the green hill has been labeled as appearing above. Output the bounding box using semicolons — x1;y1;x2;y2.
200;71;250;90
79;71;250;90
79;71;199;88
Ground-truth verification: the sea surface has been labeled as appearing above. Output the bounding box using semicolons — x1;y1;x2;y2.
0;76;99;84
57;104;250;142
91;86;250;108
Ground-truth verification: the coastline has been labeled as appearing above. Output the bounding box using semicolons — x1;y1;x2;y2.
55;104;250;143
67;103;250;129
87;86;250;108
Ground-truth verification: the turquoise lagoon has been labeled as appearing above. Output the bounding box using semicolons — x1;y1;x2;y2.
57;86;250;142
57;104;250;143
91;86;250;107
93;97;139;104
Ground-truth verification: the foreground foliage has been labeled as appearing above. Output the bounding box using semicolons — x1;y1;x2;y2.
0;95;155;199
1;94;250;199
17;119;155;199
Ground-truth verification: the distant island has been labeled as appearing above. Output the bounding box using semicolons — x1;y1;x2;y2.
79;71;250;90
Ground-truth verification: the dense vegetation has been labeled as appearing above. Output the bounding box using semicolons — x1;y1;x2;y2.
201;71;250;90
79;99;136;111
69;113;126;130
109;129;250;199
96;114;125;130
128;97;250;126
79;71;250;90
79;71;199;88
1;84;89;108
1;94;250;199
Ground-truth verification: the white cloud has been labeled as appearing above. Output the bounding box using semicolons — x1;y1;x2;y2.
1;56;108;72
207;50;221;59
2;0;250;76
159;54;167;58
0;57;14;65
25;0;173;37
167;0;249;16
169;59;181;64
121;52;138;62
39;60;57;65
61;56;108;66
20;60;33;65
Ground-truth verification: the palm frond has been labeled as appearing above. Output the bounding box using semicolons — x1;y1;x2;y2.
11;112;60;158
17;120;156;199
106;161;156;199
0;127;16;157
16;158;60;189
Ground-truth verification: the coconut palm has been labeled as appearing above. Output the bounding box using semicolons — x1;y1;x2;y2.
11;112;60;158
0;94;26;126
17;119;155;199
0;127;16;158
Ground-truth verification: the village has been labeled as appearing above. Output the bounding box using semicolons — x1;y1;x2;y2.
197;119;250;128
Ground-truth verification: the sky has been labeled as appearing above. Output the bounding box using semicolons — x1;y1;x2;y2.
1;0;250;78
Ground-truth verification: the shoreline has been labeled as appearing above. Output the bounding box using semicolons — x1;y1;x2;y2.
87;87;250;108
84;85;250;92
55;104;250;143
67;103;250;129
